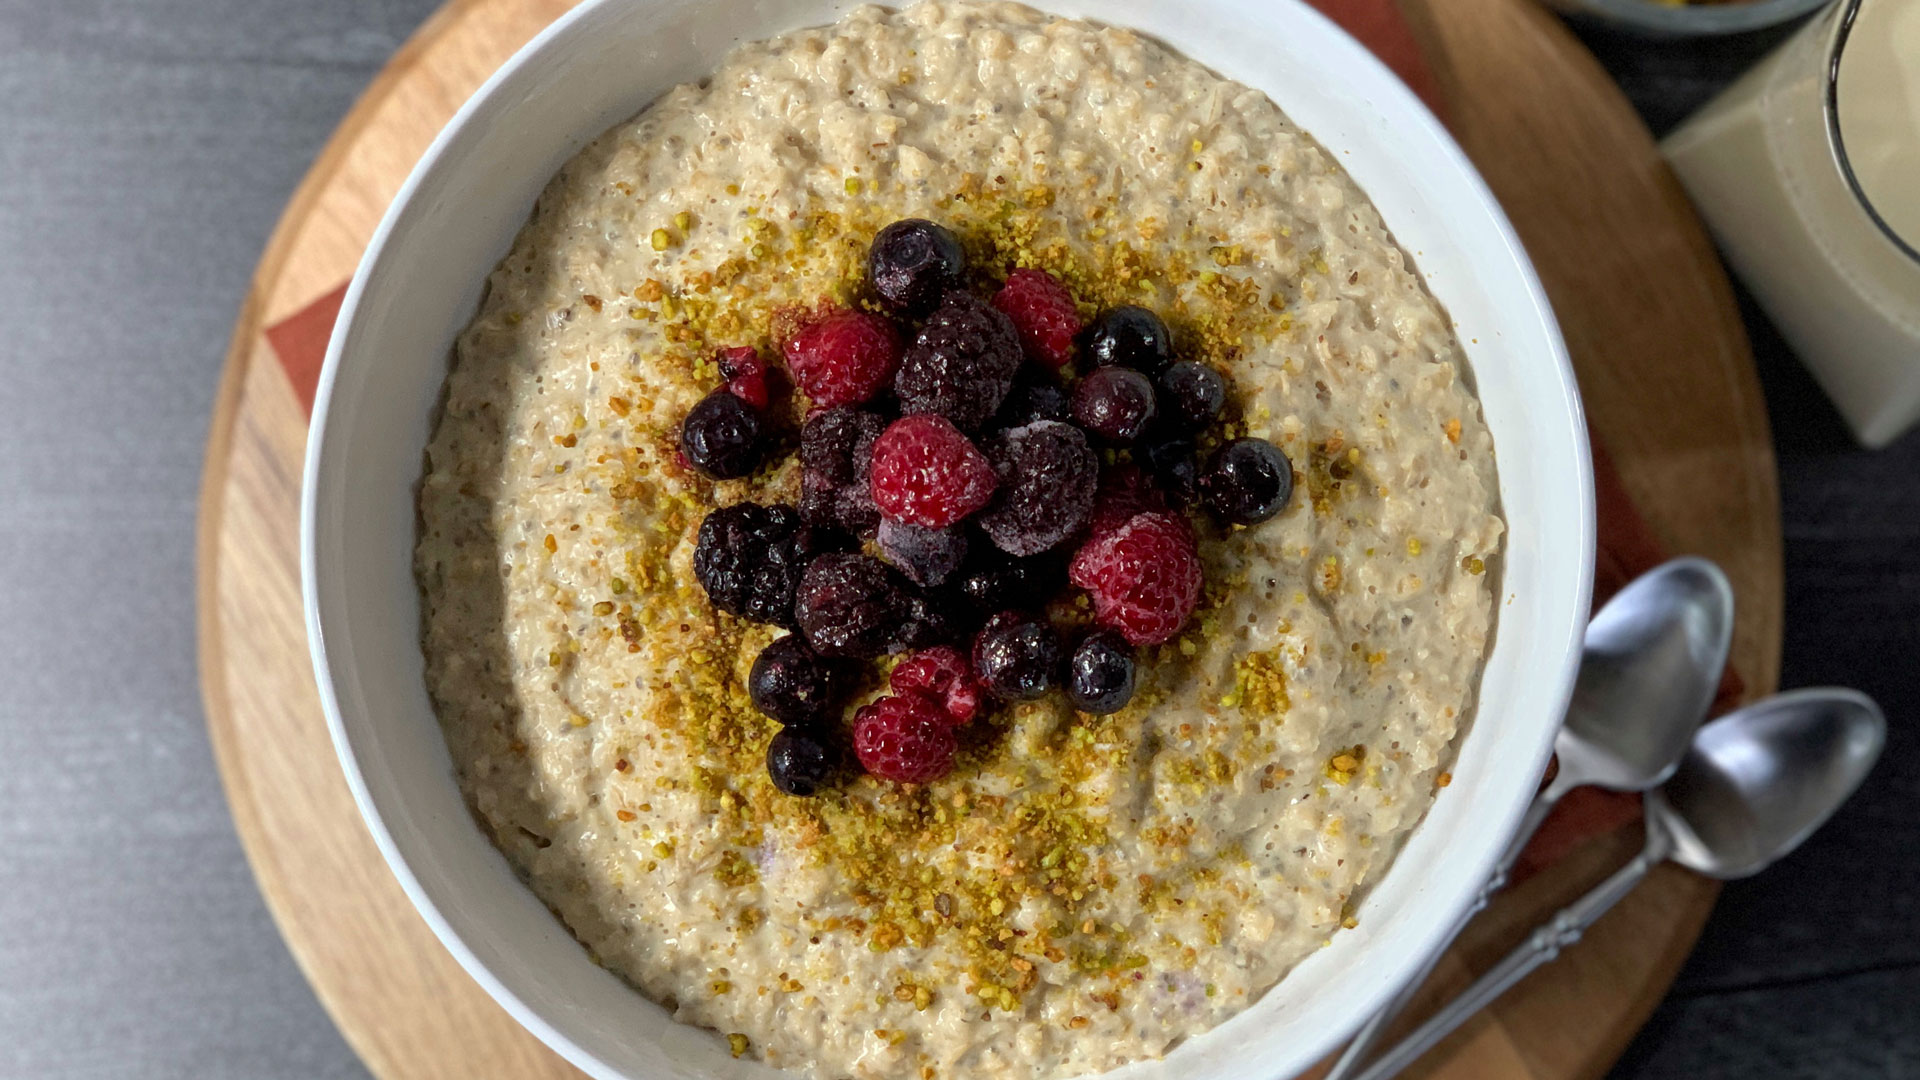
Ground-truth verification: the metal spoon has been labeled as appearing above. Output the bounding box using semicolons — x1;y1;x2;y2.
1350;687;1887;1080
1326;557;1734;1080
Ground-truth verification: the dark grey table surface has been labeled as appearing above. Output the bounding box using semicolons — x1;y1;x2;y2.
0;2;1912;1078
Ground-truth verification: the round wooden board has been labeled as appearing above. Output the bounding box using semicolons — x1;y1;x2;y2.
197;2;1783;1079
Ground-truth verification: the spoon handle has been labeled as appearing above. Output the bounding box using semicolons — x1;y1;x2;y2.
1349;823;1675;1080
1322;782;1570;1080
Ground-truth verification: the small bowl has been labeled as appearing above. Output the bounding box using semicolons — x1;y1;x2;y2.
303;2;1595;1078
1545;0;1833;36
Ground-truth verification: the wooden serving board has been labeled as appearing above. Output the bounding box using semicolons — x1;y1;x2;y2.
196;2;1783;1079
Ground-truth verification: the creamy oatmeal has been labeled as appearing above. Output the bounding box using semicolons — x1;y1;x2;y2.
414;3;1504;1078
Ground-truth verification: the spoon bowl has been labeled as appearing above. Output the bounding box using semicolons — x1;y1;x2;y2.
1563;555;1735;792
1656;687;1887;878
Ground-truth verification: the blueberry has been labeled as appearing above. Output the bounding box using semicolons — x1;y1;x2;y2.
680;390;765;479
1138;433;1200;505
748;634;853;727
1081;306;1173;376
877;518;969;588
1071;367;1158;445
1156;361;1226;432
1066;629;1136;714
972;610;1063;701
767;728;837;796
1199;438;1295;525
868;219;966;317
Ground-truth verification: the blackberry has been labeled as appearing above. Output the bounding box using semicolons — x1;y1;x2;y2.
1081;305;1173;376
799;407;887;537
1200;438;1295;525
977;420;1097;556
767;728;837;797
1066;628;1136;714
1156;361;1226;432
795;553;913;658
1071;367;1158;445
972;610;1063;701
692;502;816;626
992;377;1071;429
679;389;765;479
895;291;1022;431
868;219;966;317
877;518;969;588
748;634;854;727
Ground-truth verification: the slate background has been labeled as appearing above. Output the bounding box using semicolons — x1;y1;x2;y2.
0;2;1911;1077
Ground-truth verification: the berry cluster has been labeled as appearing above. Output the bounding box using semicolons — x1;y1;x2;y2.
681;219;1296;793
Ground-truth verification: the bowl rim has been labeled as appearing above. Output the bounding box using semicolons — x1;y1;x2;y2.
302;2;1595;1078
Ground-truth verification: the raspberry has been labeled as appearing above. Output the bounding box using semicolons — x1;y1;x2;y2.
977;420;1097;556
1068;511;1203;646
852;694;958;784
692;502;818;627
715;345;772;408
869;415;997;529
782;306;902;408
799;407;887;536
889;645;983;724
794;553;913;658
992;268;1081;368
1086;464;1169;539
895;291;1022;431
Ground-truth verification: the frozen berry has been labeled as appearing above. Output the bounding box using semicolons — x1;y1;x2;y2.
1068;512;1202;646
782;307;902;408
692;502;817;626
890;645;983;724
1139;432;1200;505
852;694;957;784
1081;305;1173;376
951;548;1063;617
1072;367;1158;445
896;291;1022;431
972;610;1063;701
992;267;1081;368
1087;464;1169;539
680;390;765;479
902;589;962;649
1200;438;1295;525
977;420;1097;556
993;378;1071;429
748;634;854;727
795;553;912;658
1066;629;1136;715
1156;361;1225;432
717;345;773;410
869;415;997;529
868;219;966;317
876;518;969;588
767;728;837;796
799;407;886;536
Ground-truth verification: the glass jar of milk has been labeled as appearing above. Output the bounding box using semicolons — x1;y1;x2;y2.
1664;0;1920;448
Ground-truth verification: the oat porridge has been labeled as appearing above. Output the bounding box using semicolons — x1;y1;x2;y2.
413;3;1505;1078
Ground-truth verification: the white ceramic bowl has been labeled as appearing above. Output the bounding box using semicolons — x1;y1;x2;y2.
303;2;1595;1078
